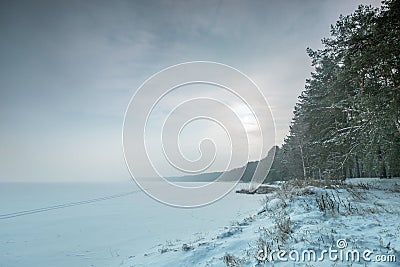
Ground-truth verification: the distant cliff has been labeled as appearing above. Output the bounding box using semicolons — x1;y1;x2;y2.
167;146;279;184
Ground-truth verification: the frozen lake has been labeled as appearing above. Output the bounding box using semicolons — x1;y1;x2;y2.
0;181;264;267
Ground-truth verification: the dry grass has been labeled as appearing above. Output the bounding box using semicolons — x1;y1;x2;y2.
222;253;245;267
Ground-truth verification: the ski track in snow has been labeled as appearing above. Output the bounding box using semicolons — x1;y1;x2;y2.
0;190;141;220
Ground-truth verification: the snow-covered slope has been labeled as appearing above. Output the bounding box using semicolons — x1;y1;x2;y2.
127;178;400;266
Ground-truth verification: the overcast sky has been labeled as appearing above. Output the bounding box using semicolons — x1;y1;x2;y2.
0;0;381;182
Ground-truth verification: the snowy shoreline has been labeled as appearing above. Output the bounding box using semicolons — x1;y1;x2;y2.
1;179;398;266
128;178;400;266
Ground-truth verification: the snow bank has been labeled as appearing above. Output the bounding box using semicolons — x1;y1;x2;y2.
127;178;400;266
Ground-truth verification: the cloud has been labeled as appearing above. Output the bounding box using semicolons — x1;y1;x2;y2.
0;0;382;181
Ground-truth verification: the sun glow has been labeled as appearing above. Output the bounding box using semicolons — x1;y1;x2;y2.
232;103;259;133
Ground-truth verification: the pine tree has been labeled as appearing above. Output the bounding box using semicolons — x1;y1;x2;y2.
278;1;400;180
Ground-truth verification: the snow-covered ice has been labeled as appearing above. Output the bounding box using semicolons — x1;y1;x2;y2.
0;182;263;267
1;178;399;266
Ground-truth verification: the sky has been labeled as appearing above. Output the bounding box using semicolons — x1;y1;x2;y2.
0;0;381;182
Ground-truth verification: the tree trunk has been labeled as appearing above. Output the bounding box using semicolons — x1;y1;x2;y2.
299;143;307;179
